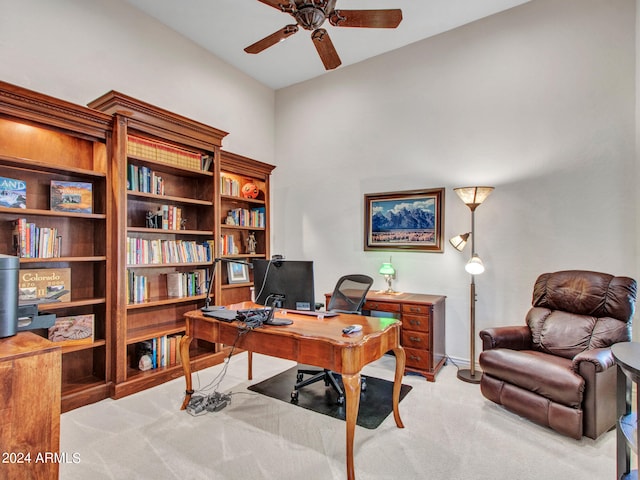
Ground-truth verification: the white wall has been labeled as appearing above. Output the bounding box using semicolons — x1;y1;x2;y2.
274;0;637;365
0;0;275;162
0;0;636;367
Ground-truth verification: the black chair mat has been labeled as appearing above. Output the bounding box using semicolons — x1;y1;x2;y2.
247;366;412;429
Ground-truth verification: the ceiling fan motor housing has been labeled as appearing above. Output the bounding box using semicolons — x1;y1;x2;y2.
292;1;335;30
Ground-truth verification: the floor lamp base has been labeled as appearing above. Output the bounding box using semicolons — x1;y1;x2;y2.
457;368;482;384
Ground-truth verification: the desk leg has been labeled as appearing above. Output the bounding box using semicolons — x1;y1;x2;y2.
248;351;253;380
342;372;361;480
392;346;406;429
179;334;194;410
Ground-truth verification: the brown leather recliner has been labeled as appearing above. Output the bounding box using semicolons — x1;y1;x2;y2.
479;270;637;439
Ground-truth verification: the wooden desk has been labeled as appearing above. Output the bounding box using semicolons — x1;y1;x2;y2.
180;303;406;480
0;332;61;480
326;291;446;381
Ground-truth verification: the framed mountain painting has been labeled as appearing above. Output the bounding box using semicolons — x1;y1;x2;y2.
364;188;444;252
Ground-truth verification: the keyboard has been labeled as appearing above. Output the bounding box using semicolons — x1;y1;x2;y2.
203;309;238;322
284;309;339;317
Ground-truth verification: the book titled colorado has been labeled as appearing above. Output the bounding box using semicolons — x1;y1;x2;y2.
19;267;71;302
50;180;93;213
0;176;27;209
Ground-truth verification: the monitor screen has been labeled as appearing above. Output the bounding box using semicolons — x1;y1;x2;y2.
253;259;315;311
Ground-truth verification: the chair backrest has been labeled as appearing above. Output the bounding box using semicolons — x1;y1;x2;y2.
327;274;374;314
526;270;637;358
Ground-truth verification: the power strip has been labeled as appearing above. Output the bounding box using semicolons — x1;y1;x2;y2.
186;392;231;416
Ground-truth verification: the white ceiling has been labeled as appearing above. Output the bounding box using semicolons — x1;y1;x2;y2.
123;0;531;90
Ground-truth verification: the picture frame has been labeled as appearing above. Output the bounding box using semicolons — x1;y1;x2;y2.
364;188;445;252
227;260;250;284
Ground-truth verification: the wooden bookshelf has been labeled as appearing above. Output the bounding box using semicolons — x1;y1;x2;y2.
0;81;113;412
218;150;275;305
88;90;236;399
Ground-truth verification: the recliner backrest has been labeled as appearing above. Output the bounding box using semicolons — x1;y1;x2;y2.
526;270;637;359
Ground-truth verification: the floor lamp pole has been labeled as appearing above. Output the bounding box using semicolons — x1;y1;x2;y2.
457;208;482;384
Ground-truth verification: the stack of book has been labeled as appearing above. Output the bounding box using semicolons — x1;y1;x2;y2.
134;334;183;371
13;219;62;258
127;135;202;170
126;238;212;265
220;234;237;255
166;269;208;298
220;175;241;196
127;165;165;195
126;270;148;304
226;207;266;228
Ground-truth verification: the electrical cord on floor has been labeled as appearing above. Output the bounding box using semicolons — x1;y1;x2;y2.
185;320;263;416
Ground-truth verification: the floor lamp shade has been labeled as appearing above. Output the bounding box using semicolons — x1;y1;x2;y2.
454;187;494;211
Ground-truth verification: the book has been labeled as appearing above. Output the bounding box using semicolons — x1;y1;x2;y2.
50;180;93;213
47;314;94;346
166;272;183;297
19;267;71;302
0;176;27;209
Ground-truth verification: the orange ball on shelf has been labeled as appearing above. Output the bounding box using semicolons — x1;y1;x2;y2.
241;182;259;199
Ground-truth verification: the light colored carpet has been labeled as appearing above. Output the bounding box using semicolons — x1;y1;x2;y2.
60;352;616;479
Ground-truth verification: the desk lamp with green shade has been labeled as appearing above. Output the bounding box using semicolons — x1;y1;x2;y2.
379;259;396;294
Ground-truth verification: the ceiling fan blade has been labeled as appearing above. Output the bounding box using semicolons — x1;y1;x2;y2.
312;28;341;70
257;0;293;12
329;9;403;28
244;24;299;54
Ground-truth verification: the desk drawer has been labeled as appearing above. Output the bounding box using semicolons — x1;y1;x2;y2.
402;314;430;333
402;330;430;350
364;301;401;314
405;347;432;371
402;304;432;316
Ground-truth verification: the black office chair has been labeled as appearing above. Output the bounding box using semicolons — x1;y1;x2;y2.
290;274;374;405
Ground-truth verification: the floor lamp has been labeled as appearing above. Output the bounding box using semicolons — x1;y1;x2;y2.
451;186;494;384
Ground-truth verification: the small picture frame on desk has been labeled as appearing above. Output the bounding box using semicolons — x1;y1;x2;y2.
227;260;249;284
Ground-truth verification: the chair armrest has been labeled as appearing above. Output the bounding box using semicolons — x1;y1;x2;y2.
571;347;615;374
479;326;532;351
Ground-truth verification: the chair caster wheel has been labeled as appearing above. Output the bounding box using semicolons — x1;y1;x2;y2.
291;390;299;403
296;373;304;382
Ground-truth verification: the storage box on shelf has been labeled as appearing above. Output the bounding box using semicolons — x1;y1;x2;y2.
218;150;275;306
0;81;113;412
88;91;237;399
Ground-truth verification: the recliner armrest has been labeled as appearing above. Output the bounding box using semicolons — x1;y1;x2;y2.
479;326;532;351
571;347;614;374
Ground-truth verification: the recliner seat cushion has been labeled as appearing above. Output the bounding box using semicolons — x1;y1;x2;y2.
480;348;584;408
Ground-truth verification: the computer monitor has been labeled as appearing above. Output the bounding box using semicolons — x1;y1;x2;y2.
253;258;315;311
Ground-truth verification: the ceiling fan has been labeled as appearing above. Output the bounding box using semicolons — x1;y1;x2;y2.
244;0;403;70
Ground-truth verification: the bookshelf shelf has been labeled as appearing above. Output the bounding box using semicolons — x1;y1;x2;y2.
128;191;213;206
0;154;108;179
220;194;266;206
0;81;113;413
126;294;207;309
126;323;187;344
0;206;107;219
19;256;107;264
38;298;107;311
59;339;107;354
126;227;214;235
